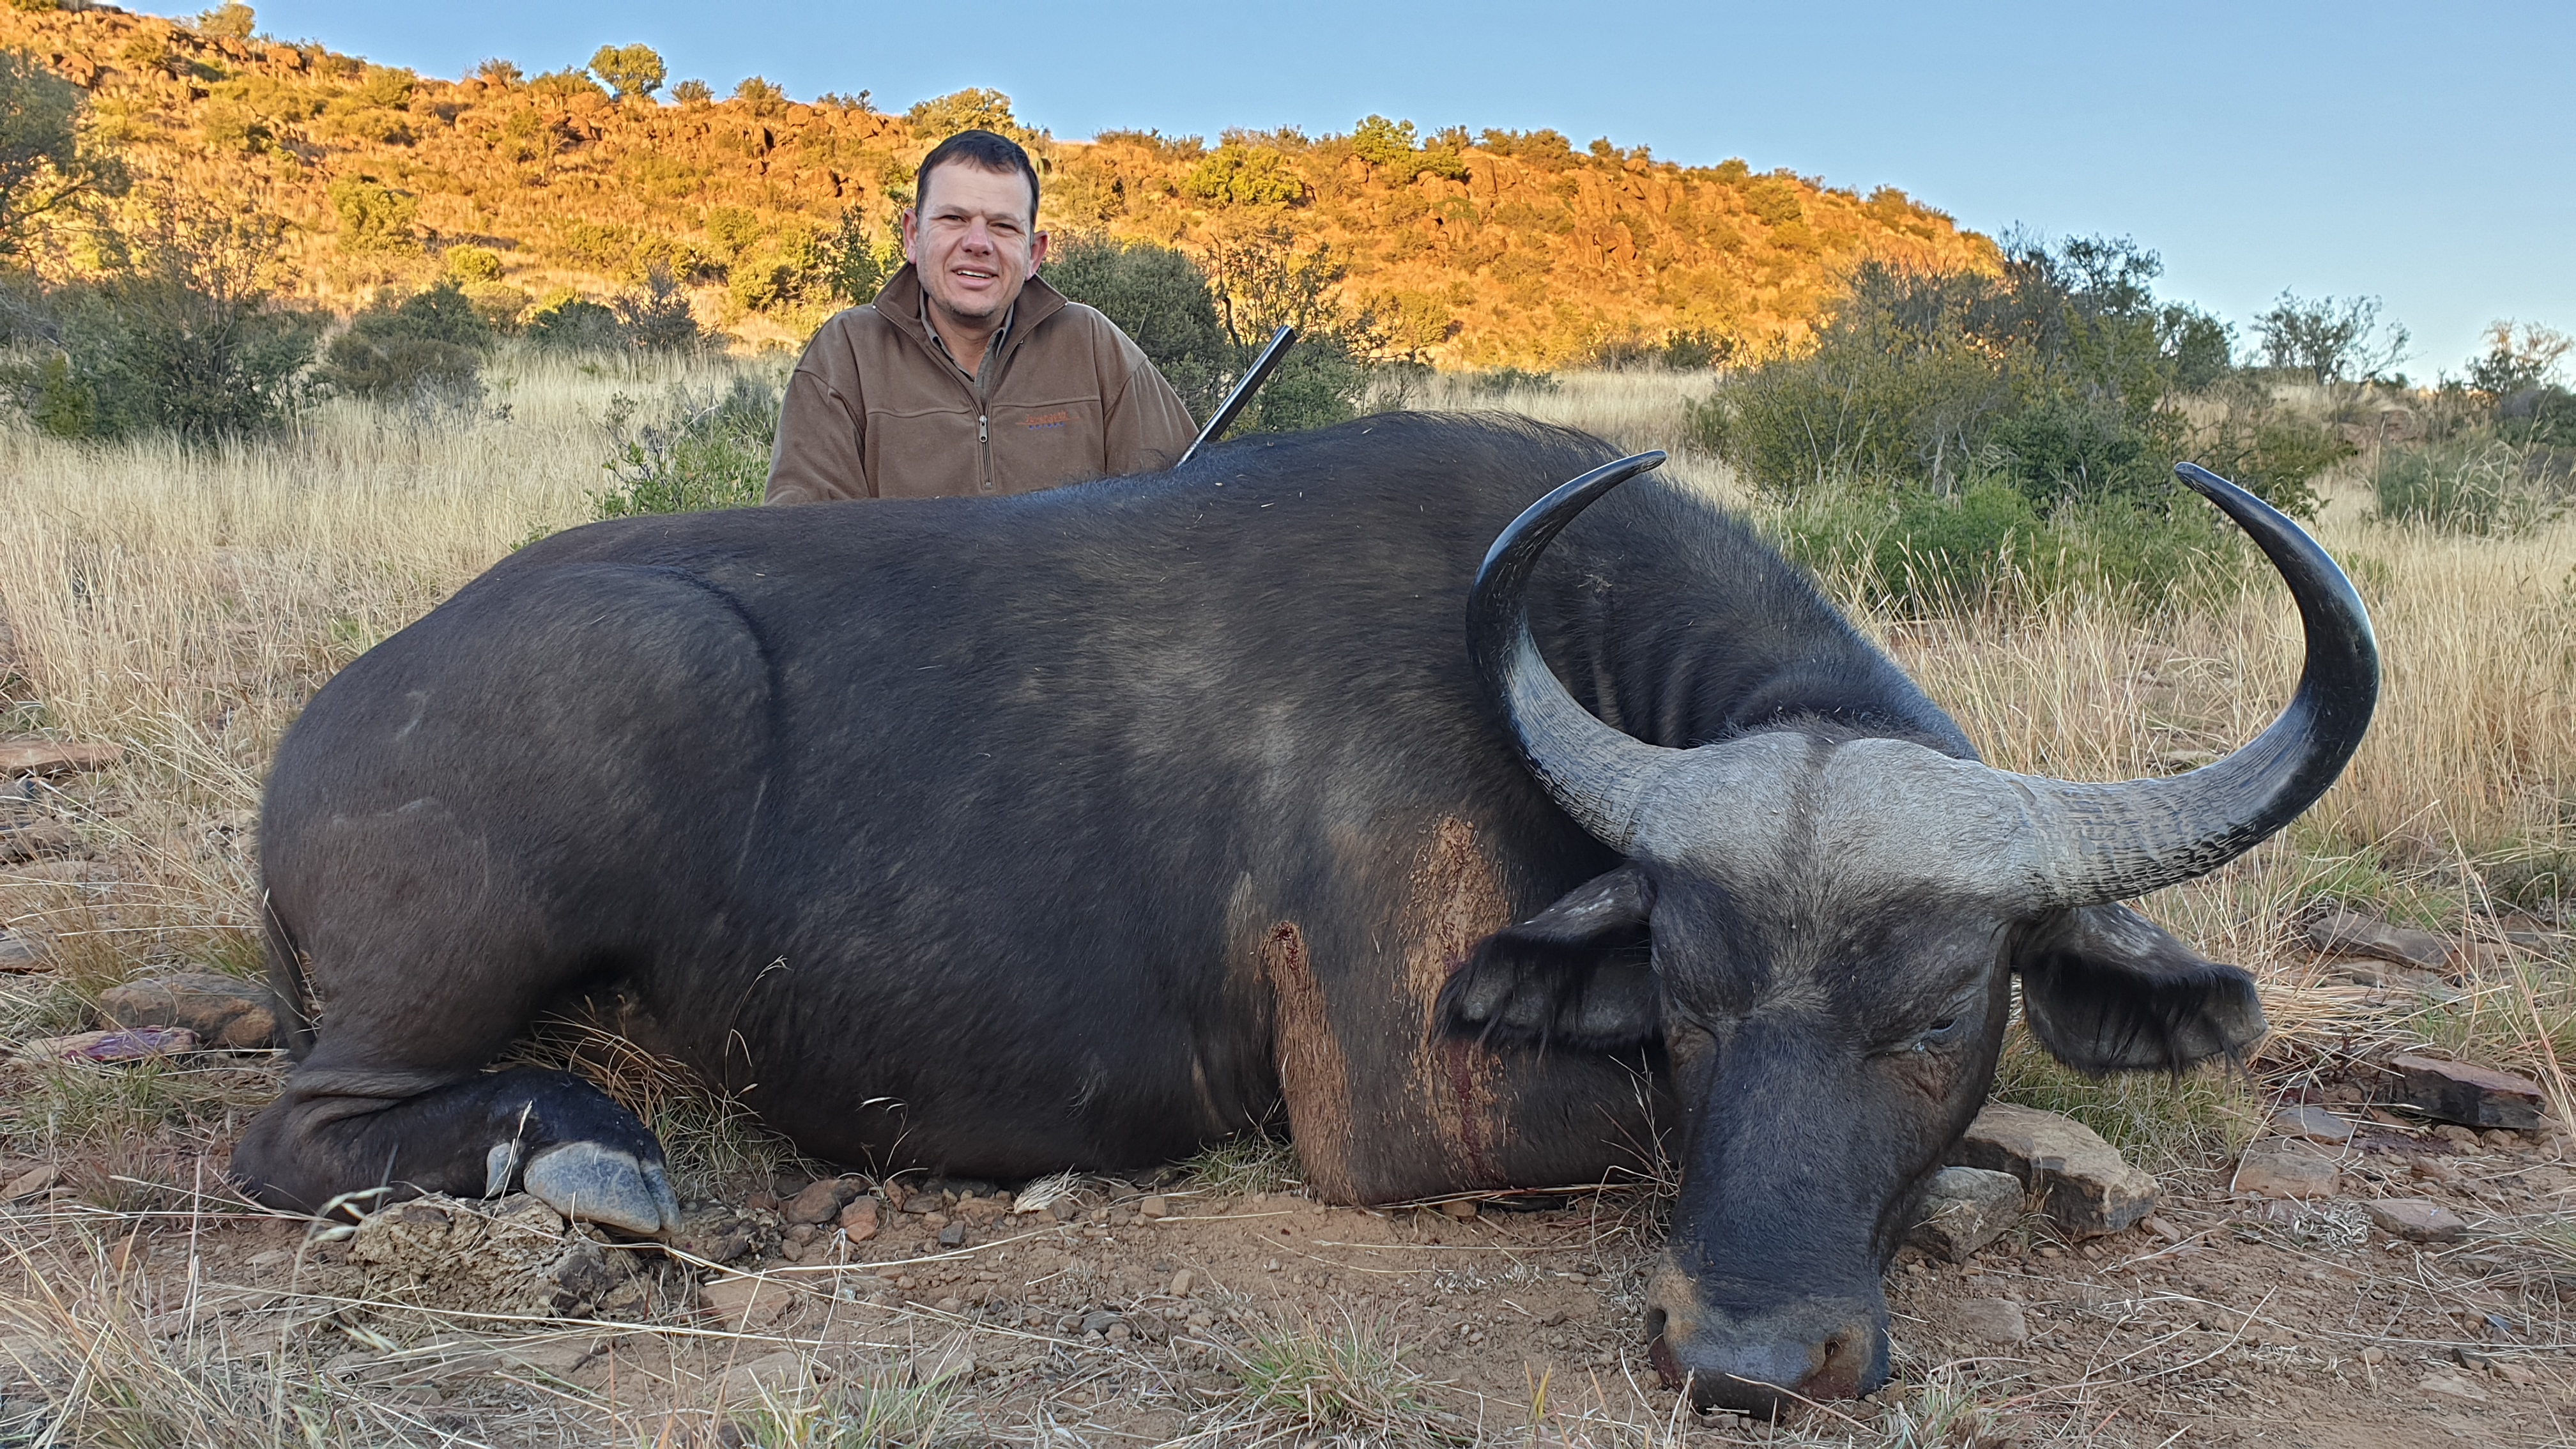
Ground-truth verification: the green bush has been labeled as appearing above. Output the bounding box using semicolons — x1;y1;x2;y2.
1041;234;1234;422
328;178;418;253
318;281;489;405
595;375;779;518
1770;478;2239;614
1692;236;2349;607
526;295;626;352
615;272;703;353
3;206;319;440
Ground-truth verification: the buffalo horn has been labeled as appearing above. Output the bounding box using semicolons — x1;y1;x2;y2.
2014;462;2379;906
1466;451;1679;850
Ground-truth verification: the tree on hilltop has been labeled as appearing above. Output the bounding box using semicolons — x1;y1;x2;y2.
589;45;666;102
194;4;256;40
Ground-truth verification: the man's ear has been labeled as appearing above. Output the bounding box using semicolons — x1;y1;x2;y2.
2014;903;2266;1074
1436;865;1659;1052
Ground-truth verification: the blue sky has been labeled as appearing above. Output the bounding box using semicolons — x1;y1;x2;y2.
208;2;2572;372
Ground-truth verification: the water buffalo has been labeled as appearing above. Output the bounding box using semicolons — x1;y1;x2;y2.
233;413;2374;1411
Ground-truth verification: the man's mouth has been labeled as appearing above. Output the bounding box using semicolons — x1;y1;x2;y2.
954;268;997;282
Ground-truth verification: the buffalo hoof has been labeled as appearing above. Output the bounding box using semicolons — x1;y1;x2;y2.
522;1140;681;1238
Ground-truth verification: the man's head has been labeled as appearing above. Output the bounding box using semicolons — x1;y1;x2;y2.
903;130;1047;332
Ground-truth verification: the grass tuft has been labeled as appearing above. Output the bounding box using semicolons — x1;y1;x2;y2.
1177;1130;1304;1198
1220;1308;1457;1446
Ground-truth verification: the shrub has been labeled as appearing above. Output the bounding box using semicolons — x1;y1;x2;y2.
318;281;489;405
4;204;319;440
595;375;779;518
443;244;503;285
1041;234;1233;421
531;66;606;103
905;87;1032;142
614;271;703;353
731;76;785;114
1692;234;2329;606
1183;144;1303;208
473;58;522;89
327;177;417;253
670;79;712;106
1770;478;2239;614
525;295;625;352
2252;291;2409;383
193;3;254;40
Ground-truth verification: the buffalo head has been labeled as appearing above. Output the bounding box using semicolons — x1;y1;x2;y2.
1439;456;2377;1413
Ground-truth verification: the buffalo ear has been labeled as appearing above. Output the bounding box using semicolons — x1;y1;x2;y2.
2014;903;2265;1073
1436;865;1659;1052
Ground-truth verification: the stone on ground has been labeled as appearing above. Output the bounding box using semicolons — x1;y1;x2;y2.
0;933;39;972
2388;1053;2548;1130
2365;1197;2469;1243
782;1177;853;1225
0;740;125;777
15;1027;198;1064
837;1195;880;1239
96;972;280;1049
2232;1143;2341;1199
2270;1103;2356;1144
2299;905;2450;967
1908;1166;2024;1262
1949;1101;2157;1236
1951;1298;2028;1346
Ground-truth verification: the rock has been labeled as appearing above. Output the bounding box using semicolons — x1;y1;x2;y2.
782;1178;852;1225
2232;1144;2340;1199
0;740;125;778
0;824;84;864
1139;1195;1170;1219
15;1027;199;1064
2388;1054;2547;1130
1952;1298;2028;1346
2142;1215;2184;1243
2365;1198;2469;1243
2270;1104;2356;1145
1439;1199;1478;1220
836;1196;880;1241
0;933;41;973
97;972;280;1049
2331;958;2450;995
1080;1309;1123;1337
936;1220;966;1248
1949;1102;2157;1237
3;1163;60;1202
1908;1166;2024;1262
2300;906;2450;968
496;1335;605;1377
1168;1269;1194;1298
702;1275;793;1331
2417;1372;2487;1402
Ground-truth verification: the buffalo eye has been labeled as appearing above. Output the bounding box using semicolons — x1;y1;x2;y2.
1911;1016;1965;1053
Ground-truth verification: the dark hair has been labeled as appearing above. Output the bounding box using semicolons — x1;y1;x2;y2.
916;130;1041;224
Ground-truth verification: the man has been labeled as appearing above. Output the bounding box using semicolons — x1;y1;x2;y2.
765;130;1197;503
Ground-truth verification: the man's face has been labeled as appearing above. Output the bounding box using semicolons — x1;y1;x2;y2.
902;164;1047;328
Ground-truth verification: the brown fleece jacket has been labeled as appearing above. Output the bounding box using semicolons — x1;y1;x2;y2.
763;264;1197;503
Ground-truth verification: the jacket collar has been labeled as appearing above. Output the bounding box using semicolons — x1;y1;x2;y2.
875;263;1071;379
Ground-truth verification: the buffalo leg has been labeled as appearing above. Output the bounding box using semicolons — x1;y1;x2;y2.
233;1057;679;1236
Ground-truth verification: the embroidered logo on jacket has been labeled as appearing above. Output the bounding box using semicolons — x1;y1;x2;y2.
1022;410;1071;430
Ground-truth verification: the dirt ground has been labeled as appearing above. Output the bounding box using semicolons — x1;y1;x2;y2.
6;771;2576;1447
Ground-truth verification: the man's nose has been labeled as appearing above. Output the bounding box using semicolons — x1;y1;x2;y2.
960;220;995;252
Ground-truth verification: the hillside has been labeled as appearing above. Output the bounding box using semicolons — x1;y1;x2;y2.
1;4;1995;365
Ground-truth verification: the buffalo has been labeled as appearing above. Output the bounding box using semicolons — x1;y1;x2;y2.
233;413;2374;1412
